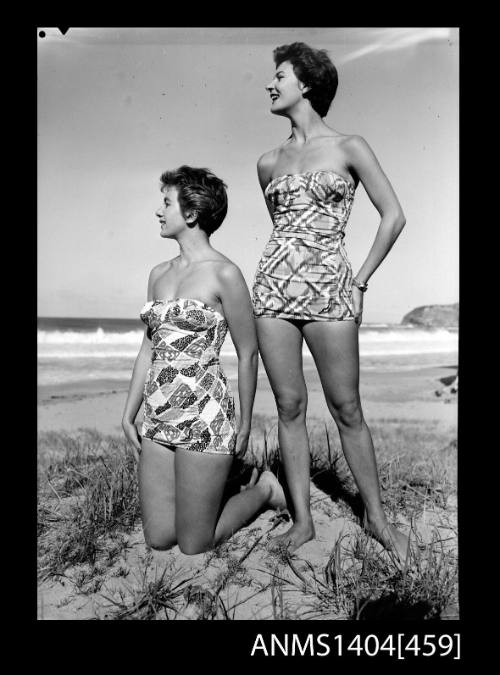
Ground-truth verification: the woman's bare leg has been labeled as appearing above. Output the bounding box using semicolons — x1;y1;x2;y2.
175;450;285;554
139;439;285;553
139;438;177;550
302;320;410;564
256;317;315;552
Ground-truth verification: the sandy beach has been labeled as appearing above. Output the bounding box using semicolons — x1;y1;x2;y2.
38;358;458;435
37;358;458;621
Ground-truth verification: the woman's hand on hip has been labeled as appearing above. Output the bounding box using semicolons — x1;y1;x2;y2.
352;286;364;326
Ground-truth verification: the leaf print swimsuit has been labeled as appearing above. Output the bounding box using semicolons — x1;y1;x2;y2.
140;298;236;454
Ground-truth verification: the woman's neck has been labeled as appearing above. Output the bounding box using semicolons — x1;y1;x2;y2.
287;107;329;145
175;229;213;265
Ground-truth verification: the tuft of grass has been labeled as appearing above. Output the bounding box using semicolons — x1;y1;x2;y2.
240;419;456;522
307;420;456;522
97;556;196;620
38;431;140;579
311;527;458;620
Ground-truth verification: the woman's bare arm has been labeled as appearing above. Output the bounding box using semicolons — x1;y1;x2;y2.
121;269;157;458
122;330;152;424
217;263;258;453
346;135;406;284
343;136;406;325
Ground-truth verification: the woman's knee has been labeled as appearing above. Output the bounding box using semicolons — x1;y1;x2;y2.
275;391;307;423
331;397;364;430
177;535;213;556
144;527;176;551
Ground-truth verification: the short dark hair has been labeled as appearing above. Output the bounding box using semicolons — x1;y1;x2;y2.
273;42;338;118
159;165;228;236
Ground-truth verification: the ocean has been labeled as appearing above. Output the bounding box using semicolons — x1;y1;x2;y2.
38;316;458;388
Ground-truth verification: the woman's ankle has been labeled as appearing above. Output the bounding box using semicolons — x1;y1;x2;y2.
363;508;389;530
292;512;314;527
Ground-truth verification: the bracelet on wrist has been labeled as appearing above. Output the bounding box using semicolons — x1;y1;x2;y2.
352;277;368;292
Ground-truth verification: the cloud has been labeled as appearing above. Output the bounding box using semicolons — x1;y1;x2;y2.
39;26;455;51
337;28;452;64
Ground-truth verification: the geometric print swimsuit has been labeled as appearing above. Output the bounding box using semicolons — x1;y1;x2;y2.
139;298;236;455
252;170;357;322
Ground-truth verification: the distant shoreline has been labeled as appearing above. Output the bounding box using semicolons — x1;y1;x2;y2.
38;317;459;328
37;360;458;437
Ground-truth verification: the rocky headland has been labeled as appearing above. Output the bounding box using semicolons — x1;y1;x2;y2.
401;303;458;327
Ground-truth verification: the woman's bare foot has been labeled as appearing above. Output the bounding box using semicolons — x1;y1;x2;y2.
271;519;316;554
364;516;412;567
257;470;287;510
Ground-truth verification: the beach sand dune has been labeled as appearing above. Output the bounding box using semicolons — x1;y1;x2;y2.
38;362;458;435
38;474;457;621
37;361;458;620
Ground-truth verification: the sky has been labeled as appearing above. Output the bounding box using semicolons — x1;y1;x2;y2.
38;27;458;324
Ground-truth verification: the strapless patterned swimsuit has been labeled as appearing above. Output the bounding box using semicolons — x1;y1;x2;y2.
139;298;236;455
252;170;357;321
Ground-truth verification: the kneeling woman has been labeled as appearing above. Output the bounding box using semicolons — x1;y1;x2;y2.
122;166;284;554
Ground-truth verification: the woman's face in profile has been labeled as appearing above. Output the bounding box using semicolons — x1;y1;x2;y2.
155;186;189;239
266;60;306;115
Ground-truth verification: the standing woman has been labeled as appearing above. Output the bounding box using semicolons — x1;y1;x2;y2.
252;43;409;561
122;166;285;554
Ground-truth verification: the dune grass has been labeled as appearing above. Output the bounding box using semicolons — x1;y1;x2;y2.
38;431;140;580
286;527;459;620
38;416;458;619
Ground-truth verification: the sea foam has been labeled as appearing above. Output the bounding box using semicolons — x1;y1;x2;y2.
38;325;458;359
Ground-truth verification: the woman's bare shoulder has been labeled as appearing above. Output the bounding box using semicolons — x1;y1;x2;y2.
257;146;279;162
209;257;244;283
257;136;293;164
257;148;279;172
190;250;238;273
337;133;372;155
257;148;281;188
148;257;177;280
